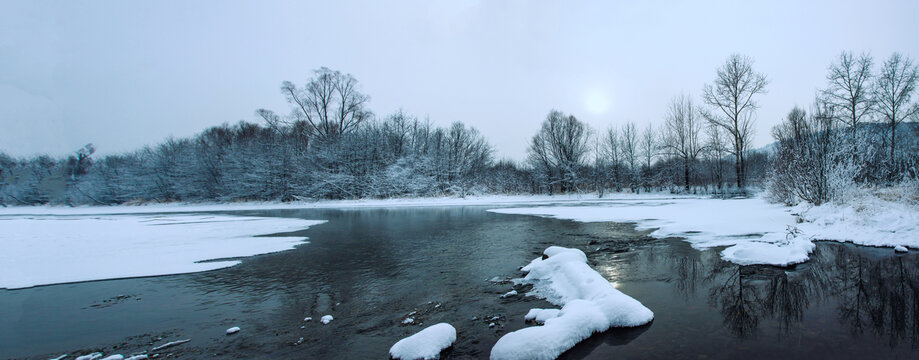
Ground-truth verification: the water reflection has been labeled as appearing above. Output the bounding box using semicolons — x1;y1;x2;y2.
654;241;919;346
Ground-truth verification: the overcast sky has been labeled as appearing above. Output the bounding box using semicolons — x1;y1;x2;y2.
2;0;917;161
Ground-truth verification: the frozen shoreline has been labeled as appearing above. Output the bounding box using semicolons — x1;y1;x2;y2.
0;214;324;289
0;193;697;216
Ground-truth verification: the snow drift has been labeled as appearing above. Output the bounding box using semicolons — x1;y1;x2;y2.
490;246;652;360
389;323;457;360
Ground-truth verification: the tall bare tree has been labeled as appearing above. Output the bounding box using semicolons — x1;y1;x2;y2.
664;94;704;191
279;67;372;141
874;52;919;167
602;126;623;192
620;121;639;192
527;110;591;193
822;51;874;152
701;54;769;189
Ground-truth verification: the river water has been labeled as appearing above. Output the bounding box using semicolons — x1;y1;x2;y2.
2;205;918;359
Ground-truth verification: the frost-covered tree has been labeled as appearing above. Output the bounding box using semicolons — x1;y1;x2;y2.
664;94;704;191
874;53;919;172
527;110;591;193
280;67;372;141
701;54;768;190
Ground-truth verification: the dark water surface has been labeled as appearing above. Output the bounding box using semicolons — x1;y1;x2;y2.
2;206;918;359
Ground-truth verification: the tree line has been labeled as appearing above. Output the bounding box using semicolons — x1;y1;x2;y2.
1;52;916;206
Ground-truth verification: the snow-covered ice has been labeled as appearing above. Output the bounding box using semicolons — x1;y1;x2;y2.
226;326;240;335
389;323;457;360
490;246;653;360
320;315;334;324
895;245;909;253
0;214;324;289
489;194;919;266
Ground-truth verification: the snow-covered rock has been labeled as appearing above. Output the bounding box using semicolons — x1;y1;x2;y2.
100;355;124;360
402;317;415;324
226;326;240;335
389;323;457;360
895;245;909;253
500;290;517;298
490;247;653;360
320;315;334;324
125;356;149;360
75;353;103;360
524;308;560;324
303;317;312;322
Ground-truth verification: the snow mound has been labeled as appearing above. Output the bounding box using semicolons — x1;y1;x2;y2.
524;308;561;324
389;323;457;360
490;247;652;360
720;233;816;266
320;315;334;324
895;245;909;253
226;326;240;335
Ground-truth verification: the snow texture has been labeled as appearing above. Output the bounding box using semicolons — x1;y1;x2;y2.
0;214;324;289
150;339;190;351
389;323;457;360
490;247;653;360
320;315;334;324
226;326;240;335
489;195;919;266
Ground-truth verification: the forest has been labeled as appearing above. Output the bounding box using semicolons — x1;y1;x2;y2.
1;52;917;206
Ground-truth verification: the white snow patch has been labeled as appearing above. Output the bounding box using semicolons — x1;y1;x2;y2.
389;323;457;360
501;290;517;298
226;326;240;335
490;247;653;360
303;317;312;322
150;338;190;351
489;194;919;266
402;317;415;324
524;308;561;324
100;355;124;360
75;353;103;360
49;355;68;360
125;356;148;360
895;245;909;253
0;214;324;289
320;315;334;324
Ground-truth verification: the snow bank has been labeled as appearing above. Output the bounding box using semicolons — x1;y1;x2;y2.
389;323;456;360
0;214;324;289
795;195;919;249
0;193;690;216
490;247;652;360
489;197;811;266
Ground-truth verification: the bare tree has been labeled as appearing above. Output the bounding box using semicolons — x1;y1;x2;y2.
701;54;769;189
664;94;704;191
620;121;639;192
602;126;623;192
280;67;372;141
822;51;874;153
704;124;728;192
527;110;591;193
640;123;658;191
874;53;919;169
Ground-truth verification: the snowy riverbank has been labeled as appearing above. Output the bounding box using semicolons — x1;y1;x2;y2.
0;215;324;289
489;192;919;267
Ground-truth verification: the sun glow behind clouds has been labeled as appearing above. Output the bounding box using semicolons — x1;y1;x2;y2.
583;88;611;115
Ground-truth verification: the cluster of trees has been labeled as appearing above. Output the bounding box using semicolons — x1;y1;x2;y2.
769;52;919;205
527;54;772;195
0;68;528;205
1;52;914;206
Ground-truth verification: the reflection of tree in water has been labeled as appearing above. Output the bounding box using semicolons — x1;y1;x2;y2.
831;244;919;347
696;243;919;346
